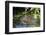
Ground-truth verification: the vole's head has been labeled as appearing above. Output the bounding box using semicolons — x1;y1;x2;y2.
20;16;33;24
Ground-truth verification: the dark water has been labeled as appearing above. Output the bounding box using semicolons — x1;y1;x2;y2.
13;22;36;28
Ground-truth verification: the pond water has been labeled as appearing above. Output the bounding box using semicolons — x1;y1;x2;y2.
14;22;35;28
